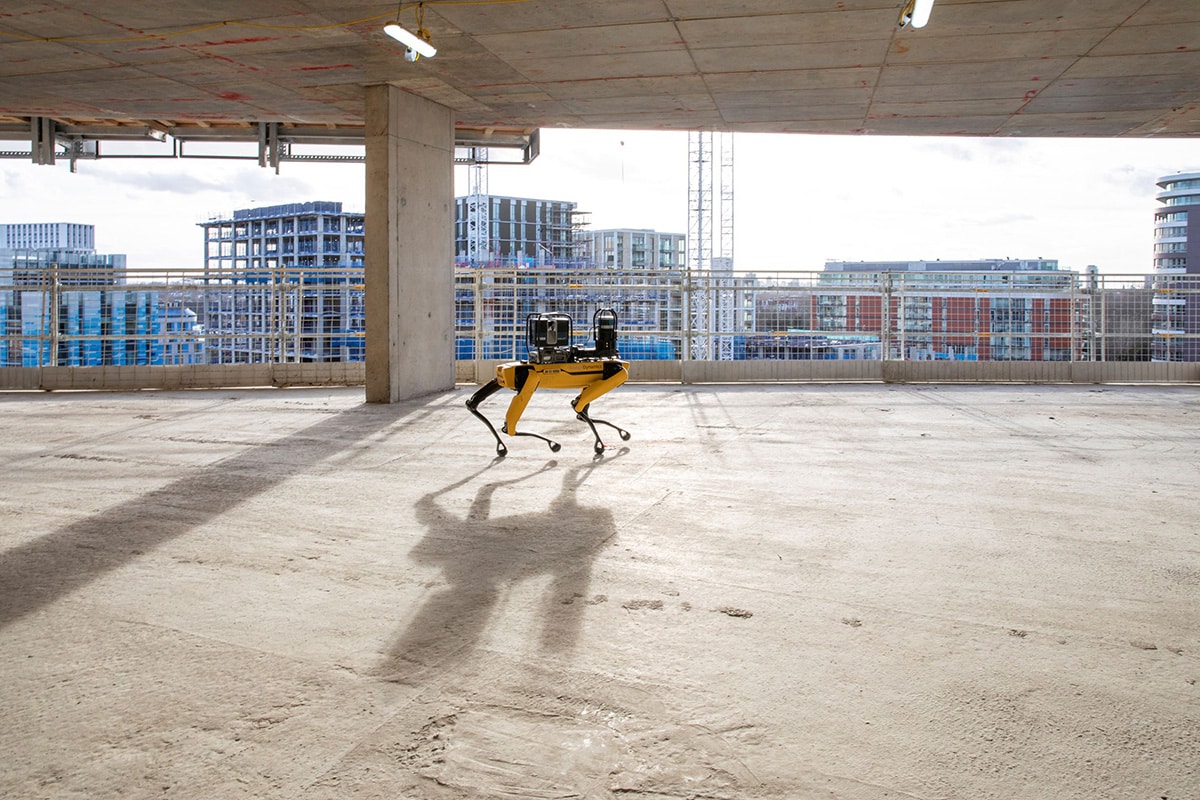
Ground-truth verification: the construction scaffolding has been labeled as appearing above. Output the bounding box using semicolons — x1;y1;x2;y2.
686;130;740;360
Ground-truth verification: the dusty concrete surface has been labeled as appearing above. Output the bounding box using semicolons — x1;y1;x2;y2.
1;383;1198;800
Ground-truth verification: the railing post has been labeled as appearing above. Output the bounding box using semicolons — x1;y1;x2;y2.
296;268;305;363
473;269;483;366
681;271;691;362
880;271;892;361
272;264;281;363
48;263;60;367
1075;275;1084;362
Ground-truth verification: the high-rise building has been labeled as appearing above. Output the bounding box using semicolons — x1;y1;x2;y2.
1151;171;1200;361
0;225;157;367
0;222;94;252
589;228;685;271
197;202;365;363
0;222;123;286
201;201;364;273
583;228;688;347
454;194;583;266
0;248;127;287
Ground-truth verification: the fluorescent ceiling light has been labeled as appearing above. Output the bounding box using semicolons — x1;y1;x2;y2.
384;22;436;58
910;0;935;28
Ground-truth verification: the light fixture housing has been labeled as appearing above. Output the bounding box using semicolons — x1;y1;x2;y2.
911;0;935;28
384;21;436;58
898;0;935;29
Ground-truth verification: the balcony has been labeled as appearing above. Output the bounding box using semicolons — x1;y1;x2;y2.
0;382;1194;799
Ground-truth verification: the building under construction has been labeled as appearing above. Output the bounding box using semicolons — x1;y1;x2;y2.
198;202;365;364
454;194;586;267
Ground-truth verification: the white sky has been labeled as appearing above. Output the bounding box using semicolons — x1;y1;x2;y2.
0;128;1195;275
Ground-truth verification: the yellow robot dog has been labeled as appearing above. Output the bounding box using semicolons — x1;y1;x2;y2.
466;309;631;456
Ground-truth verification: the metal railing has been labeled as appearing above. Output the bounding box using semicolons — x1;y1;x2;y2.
455;267;1198;365
2;265;1198;388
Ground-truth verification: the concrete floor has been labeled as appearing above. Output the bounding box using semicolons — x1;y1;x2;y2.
1;383;1198;800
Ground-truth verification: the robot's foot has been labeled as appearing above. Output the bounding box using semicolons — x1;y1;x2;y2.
592;418;631;440
503;425;561;453
516;433;561;453
574;402;631;452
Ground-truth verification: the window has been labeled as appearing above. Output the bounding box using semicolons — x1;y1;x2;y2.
1164;178;1200;191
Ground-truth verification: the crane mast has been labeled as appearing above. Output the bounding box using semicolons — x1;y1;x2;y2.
686;131;735;360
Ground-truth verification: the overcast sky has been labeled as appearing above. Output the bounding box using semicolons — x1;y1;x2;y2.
0;128;1195;275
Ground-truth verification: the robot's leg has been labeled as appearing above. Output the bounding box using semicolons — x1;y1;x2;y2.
574;401;632;453
501;370;561;453
571;363;631;452
465;379;508;457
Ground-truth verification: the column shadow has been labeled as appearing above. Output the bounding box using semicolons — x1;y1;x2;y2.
380;455;622;680
0;395;440;631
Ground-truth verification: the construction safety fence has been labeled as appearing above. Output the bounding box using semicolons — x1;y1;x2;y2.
460;268;1200;363
2;266;1199;389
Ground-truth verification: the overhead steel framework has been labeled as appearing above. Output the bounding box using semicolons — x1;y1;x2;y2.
0;117;540;172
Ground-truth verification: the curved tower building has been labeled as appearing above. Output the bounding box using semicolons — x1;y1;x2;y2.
1152;172;1200;361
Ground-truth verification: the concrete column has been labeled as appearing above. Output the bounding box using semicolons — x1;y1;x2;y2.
364;84;455;403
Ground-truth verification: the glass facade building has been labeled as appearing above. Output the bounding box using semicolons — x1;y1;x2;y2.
0;235;164;368
1151;172;1200;362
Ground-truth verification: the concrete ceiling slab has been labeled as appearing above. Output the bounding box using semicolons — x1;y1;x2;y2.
0;0;1197;139
540;74;709;102
1090;22;1200;57
664;1;899;17
475;22;688;60
1125;1;1200;26
0;40;116;76
1127;104;1200;136
692;40;893;74
714;87;872;110
998;109;1178;137
874;80;1038;105
886;28;1113;63
1060;50;1200;79
675;10;892;48
705;68;880;93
